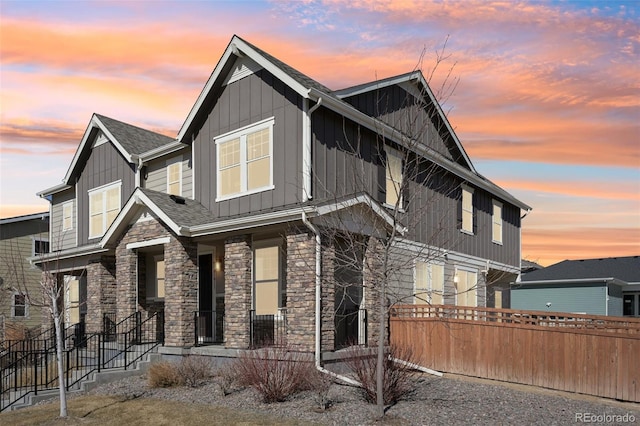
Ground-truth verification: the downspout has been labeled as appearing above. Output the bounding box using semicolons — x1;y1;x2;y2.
134;156;144;188
301;210;360;387
302;97;322;202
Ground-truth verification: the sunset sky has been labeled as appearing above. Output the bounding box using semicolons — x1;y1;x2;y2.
0;0;638;266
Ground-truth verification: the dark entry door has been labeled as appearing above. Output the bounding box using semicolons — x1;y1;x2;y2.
198;254;214;342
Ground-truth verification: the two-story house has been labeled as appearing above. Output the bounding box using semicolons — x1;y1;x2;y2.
0;212;50;341
34;35;531;355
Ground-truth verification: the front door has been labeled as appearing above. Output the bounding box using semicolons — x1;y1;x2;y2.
197;254;215;343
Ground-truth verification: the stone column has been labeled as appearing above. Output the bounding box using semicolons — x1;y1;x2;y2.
285;229;316;352
163;236;198;347
85;256;116;333
321;240;336;352
363;236;387;347
115;237;138;323
223;235;252;349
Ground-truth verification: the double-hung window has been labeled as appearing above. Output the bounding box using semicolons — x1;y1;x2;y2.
62;201;73;231
461;186;474;234
88;181;121;239
167;159;182;196
385;146;403;207
415;261;445;305
492;200;503;244
12;292;28;317
215;118;274;201
253;243;283;316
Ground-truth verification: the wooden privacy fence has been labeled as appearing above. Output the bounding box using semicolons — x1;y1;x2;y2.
390;305;640;402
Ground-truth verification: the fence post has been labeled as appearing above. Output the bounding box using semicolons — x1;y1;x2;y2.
98;332;102;373
33;351;38;396
194;311;198;347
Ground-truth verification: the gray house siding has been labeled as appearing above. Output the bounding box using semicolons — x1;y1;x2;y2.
511;283;607;315
342;85;466;167
312;107;521;268
145;151;193;199
77;141;135;244
608;283;623;317
51;188;76;251
193;69;303;217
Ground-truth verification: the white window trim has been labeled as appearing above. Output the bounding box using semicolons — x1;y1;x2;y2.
492;200;503;245
88;180;122;239
384;145;403;208
215;117;275;202
252;238;284;317
414;260;444;305
461;185;474;235
11;291;29;318
152;254;165;300
166;156;183;196
454;266;478;307
62;201;73;232
32;237;49;257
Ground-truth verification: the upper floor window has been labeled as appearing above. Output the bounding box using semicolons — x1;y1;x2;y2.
62;201;73;232
88;181;121;239
12;292;28;317
385;146;403;207
33;238;50;255
415;261;444;305
492;200;503;244
167;160;182;196
461;186;474;234
215;117;274;201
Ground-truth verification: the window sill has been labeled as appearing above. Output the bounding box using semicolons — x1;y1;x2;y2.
459;229;474;236
215;185;275;202
382;203;405;213
492;240;503;246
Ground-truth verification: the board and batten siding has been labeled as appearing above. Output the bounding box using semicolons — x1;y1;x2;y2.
51;188;76;251
312;106;521;268
76;141;135;244
511;283;608;315
193;68;303;217
144;151;193;198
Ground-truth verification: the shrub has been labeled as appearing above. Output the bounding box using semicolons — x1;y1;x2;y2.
215;362;240;396
177;355;213;387
234;346;314;403
345;344;416;405
304;368;334;411
148;361;183;388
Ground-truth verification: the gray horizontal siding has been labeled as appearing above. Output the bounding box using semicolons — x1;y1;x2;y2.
193;69;303;217
77;141;135;244
144;151;193;198
51;188;76;251
511;283;607;315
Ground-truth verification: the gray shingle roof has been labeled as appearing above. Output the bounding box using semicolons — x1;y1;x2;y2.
96;114;175;155
140;188;216;228
522;256;640;283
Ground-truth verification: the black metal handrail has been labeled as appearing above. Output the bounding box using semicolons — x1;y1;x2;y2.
194;311;224;346
249;309;287;348
0;311;164;412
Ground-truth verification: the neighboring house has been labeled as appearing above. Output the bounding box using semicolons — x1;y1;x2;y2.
0;212;50;339
511;256;640;317
33;35;531;354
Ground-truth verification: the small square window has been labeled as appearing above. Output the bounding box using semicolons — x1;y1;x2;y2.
12;293;28;317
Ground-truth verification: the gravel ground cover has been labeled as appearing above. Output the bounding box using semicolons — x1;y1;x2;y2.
84;372;640;426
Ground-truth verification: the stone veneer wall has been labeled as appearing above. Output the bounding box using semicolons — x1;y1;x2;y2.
320;240;336;352
223;235;252;348
85;256;116;333
363;236;387;347
285;229;316;352
163;235;198;347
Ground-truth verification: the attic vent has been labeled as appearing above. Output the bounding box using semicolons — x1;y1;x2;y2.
170;194;186;205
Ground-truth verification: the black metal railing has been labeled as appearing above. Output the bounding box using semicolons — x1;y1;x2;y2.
249;309;287;348
194;311;224;346
335;307;367;349
0;311;164;412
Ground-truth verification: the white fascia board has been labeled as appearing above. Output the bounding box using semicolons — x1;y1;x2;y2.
62;115;135;185
308;88;531;211
516;277;622;286
100;189;185;248
176;36;310;143
315;194;406;235
188;207;315;237
334;72;477;176
30;243;107;265
126;237;171;250
0;212;49;225
139;140;186;162
37;183;72;198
